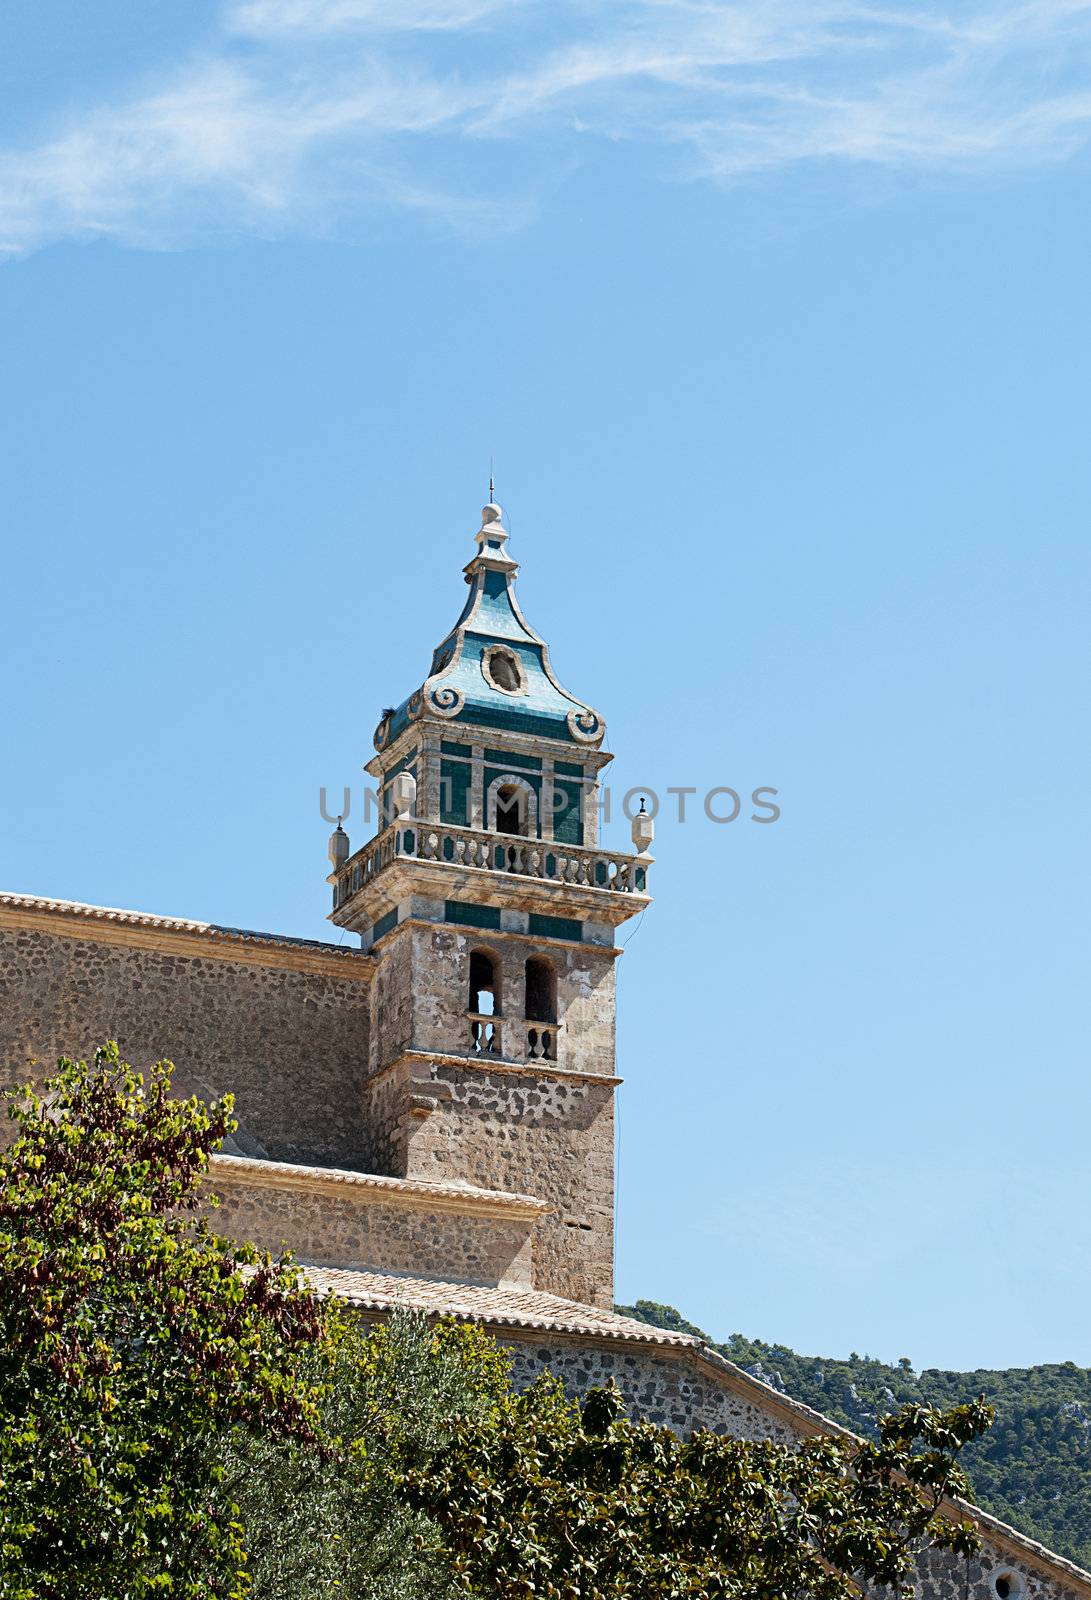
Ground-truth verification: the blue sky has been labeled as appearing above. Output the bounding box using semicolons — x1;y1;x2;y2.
2;0;1089;1372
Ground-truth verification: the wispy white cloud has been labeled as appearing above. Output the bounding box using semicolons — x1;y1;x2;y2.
227;0;514;35
3;0;1091;257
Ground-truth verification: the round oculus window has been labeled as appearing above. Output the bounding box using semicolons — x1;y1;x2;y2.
484;647;523;694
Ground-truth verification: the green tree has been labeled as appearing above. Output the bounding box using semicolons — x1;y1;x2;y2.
0;1044;329;1600
406;1370;992;1600
225;1312;510;1600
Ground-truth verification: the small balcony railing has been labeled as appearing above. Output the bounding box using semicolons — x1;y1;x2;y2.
468;1012;500;1057
464;1014;558;1066
525;1024;556;1062
333;819;650;910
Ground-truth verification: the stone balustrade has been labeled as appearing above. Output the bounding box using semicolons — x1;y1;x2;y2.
461;1014;560;1066
333;825;401;907
334;819;649;910
526;1024;556;1062
468;1012;500;1057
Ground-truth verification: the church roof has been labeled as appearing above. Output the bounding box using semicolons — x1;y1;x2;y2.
0;891;349;951
299;1263;697;1344
373;502;606;755
0;892;372;980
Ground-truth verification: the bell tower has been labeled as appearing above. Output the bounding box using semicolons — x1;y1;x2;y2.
327;500;652;1308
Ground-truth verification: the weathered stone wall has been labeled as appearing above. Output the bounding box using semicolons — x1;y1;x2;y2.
209;1165;536;1286
0;921;372;1171
357;1057;413;1176
369;924;415;1075
502;1337;806;1442
396;1058;614;1308
915;1542;1083;1600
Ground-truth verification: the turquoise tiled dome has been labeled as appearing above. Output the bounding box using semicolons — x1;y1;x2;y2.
373;504;604;753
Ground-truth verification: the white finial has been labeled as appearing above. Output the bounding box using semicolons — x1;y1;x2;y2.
476;500;509;548
631;799;654;856
328;817;350;869
466;496;517;576
391;771;417;820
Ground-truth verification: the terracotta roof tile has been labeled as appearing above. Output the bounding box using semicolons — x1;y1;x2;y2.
299;1264;699;1344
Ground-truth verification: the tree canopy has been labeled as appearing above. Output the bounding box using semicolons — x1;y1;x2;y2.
407;1364;989;1600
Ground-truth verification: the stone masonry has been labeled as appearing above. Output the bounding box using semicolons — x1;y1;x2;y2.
210;1156;545;1287
0;904;371;1168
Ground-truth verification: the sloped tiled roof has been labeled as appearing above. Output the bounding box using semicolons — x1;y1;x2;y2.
300;1264;698;1345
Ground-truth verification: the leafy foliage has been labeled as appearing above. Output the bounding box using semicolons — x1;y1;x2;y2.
618;1300;1091;1571
225;1312;511;1600
406;1363;990;1600
0;1045;329;1600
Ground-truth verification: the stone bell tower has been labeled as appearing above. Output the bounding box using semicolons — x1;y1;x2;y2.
326;500;652;1309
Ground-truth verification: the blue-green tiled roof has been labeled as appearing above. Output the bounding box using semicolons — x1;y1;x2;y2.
374;506;605;754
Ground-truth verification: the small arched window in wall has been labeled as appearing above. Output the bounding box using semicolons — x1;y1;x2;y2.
495;783;526;836
469;949;499;1014
525;956;557;1024
525;957;557;1059
487;774;538;838
468;948;500;1056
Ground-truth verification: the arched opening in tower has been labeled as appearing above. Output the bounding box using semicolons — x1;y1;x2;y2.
468;949;499;1015
495;783;527;836
524;956;557;1024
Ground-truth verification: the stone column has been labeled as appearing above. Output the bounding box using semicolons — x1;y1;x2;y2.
540;757;556;842
470;744;485;829
419;734;441;822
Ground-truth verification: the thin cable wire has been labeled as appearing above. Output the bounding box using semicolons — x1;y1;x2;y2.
614;1076;622;1309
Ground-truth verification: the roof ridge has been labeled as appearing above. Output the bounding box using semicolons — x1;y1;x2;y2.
0;891;368;958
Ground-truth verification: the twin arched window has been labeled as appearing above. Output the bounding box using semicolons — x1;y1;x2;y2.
467;950;556;1024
